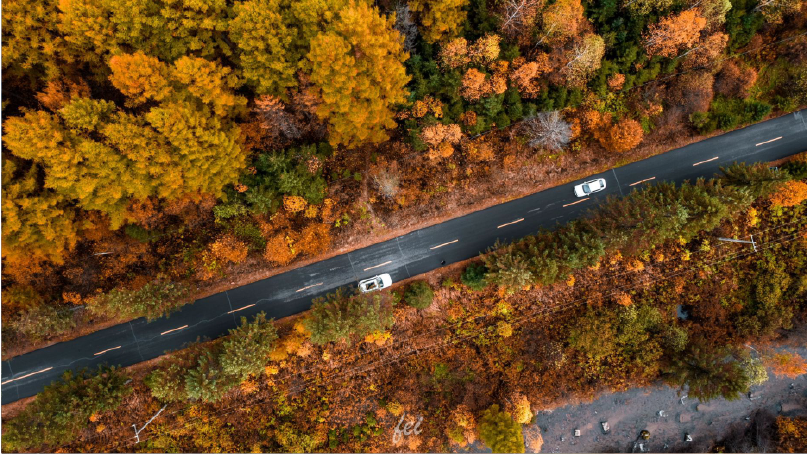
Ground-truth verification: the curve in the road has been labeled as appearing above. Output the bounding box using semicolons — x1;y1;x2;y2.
3;109;806;404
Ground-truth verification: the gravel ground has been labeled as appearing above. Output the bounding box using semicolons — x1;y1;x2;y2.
528;368;806;453
463;346;807;453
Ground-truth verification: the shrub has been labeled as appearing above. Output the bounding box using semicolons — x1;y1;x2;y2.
478;404;525;453
665;342;750;401
88;281;189;321
461;263;489;291
220;313;279;379
146;312;278;403
305;288;395;345
404;281;434;309
2;367;131;451
2;304;75;346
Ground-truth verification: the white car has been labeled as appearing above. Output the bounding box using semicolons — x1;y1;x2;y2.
574;178;606;197
359;274;393;293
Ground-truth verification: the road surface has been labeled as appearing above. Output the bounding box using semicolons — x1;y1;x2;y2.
3;110;806;404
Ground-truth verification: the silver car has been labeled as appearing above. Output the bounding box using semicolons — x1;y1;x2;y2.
359;274;393;293
574;178;606;197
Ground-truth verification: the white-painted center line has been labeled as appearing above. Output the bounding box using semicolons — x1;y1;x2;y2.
160;325;189;336
629;176;656;187
228;304;256;314
430;239;459;250
693;157;718;166
94;346;121;356
296;283;324;293
563;198;589;208
756;136;782;146
364;260;392;272
497;218;524;229
2;367;53;385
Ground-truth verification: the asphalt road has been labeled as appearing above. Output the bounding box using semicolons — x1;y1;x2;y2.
2;110;806;405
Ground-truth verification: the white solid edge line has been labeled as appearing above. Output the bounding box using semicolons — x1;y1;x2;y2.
430;239;459;250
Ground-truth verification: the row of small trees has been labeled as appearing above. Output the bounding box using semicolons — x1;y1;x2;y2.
481;163;789;294
145;313;278;403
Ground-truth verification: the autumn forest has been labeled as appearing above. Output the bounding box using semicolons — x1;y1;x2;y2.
2;0;807;451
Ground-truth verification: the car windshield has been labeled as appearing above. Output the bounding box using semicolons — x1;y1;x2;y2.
582;184;590;193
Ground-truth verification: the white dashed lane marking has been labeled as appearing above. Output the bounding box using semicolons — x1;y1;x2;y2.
296;283;323;293
430;239;459;250
756;136;782;146
363;261;392;272
497;218;524;229
94;346;121;356
629;176;656;187
563;198;589;208
160;325;189;336
228;304;255;314
2;367;53;385
693;157;718;166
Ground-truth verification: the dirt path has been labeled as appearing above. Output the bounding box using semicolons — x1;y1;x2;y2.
520;353;806;452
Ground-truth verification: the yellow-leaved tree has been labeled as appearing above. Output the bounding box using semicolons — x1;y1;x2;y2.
1;160;82;265
410;0;470;43
58;0;232;64
307;2;410;148
2;53;247;237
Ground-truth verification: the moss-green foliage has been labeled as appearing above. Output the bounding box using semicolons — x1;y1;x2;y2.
735;251;797;338
2;304;76;347
484;220;605;292
222;143;332;218
327;412;384;449
145;360;188;403
405;280;435;309
478;404;525;453
2;367;131;451
146;312;278;403
691;96;772;134
89;280;190;321
593;180;748;256
568;305;668;378
720;162;789;198
461;262;489;290
665;340;751;401
483;162;797;295
185;350;236;402
305;288;395;345
724;0;764;51
220;313;279;379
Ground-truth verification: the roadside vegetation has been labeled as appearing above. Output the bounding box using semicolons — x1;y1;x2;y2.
3;0;807;358
4;160;807;452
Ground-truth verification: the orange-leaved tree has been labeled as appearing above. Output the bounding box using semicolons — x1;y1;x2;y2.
596;117;644;153
643;9;707;58
768;180;807;207
764;352;807;378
